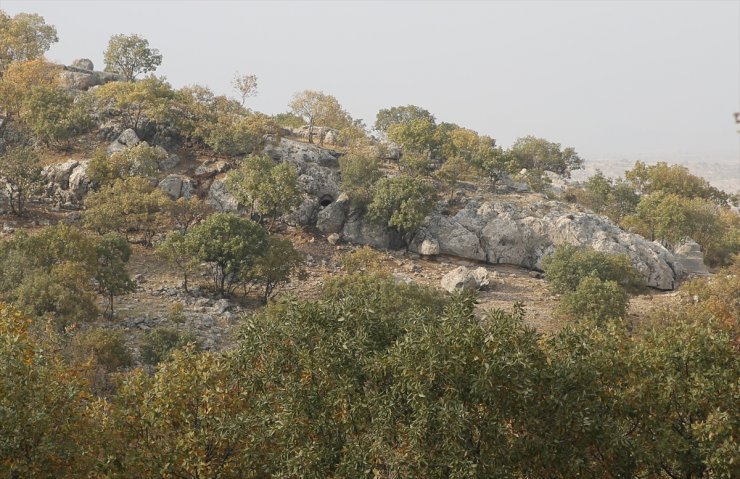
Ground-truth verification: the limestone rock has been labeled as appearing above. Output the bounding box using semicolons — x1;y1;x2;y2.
107;128;140;155
406;199;683;290
41;160;90;207
316;193;349;234
441;266;489;292
327;233;342;245
158;174;196;200
207;179;240;212
70;58;94;71
419;238;440;256
264;137;340;168
43;160;79;190
195;160;230;178
59;63;123;91
342;210;399;250
673;240;710;276
159;154;180;171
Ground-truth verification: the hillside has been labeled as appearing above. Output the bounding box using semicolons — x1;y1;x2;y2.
0;9;738;478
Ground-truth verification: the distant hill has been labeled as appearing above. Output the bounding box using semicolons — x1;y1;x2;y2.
573;157;740;194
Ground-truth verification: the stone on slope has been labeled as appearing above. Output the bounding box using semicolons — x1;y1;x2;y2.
158;174;196;200
441;266;489;292
107;128;140;155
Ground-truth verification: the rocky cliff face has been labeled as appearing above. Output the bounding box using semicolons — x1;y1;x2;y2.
318;196;683;290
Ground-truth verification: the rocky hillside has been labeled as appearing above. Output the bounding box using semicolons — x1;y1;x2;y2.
36;128;687;291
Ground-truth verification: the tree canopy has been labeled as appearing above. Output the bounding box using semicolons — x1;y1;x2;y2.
103;33;162;81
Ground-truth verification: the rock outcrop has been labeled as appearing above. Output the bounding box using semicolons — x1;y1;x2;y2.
673;240;710;276
42;159;90;208
158;174;197;200
266;138;342;225
107;129;140;155
59;59;124;91
322;198;683;290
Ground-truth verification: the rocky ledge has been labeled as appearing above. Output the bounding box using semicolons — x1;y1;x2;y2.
319;198;684;290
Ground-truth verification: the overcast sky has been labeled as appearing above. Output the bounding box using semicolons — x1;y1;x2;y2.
3;0;740;166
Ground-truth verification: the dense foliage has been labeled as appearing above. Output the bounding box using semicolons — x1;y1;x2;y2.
0;266;737;478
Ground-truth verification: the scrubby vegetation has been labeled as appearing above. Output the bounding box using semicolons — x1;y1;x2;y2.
1;267;738;478
0;9;738;478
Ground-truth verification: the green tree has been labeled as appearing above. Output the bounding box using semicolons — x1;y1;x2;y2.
273;111;305;129
0;304;96;478
203;111;279;157
103;33;162;81
92;76;176;135
0;58;61;119
289;90;349;144
628;311;739;478
11;262;99;330
156;231;200;294
508;135;584;177
387;117;437;156
102;347;246;478
338;151;382;208
225;154;301;227
374;104;435;133
187;212;268;296
0;146;42;215
68;329;133;396
94;233;135;317
434;155;470;200
84;176;171;245
367;176;436;236
252;236;305;302
0;11;58;73
139;327;198;366
21;84;92;147
625;160;728;204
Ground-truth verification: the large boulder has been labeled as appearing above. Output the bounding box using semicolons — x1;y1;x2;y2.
42;160;90;207
440;266;490;292
265;137;341;168
59;62;124;91
316;193;349;234
406;199;683;290
263;138;341;226
107;129;140;155
70;58;94;71
673;240;710;276
342;210;400;250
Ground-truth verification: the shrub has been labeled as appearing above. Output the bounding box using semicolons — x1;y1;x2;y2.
140;327;198;366
542;244;645;295
557;277;628;324
339;246;389;274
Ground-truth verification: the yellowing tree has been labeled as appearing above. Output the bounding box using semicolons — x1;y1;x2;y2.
232;72;257;106
0;11;58;73
289;90;349;144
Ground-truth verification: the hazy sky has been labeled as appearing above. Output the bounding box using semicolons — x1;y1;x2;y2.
3;0;740;166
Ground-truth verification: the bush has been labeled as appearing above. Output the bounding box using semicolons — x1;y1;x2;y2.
339;246;389;274
557;277;628;324
140;327;198;366
542;244;645;295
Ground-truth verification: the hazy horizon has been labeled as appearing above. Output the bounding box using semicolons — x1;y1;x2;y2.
4;0;740;174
